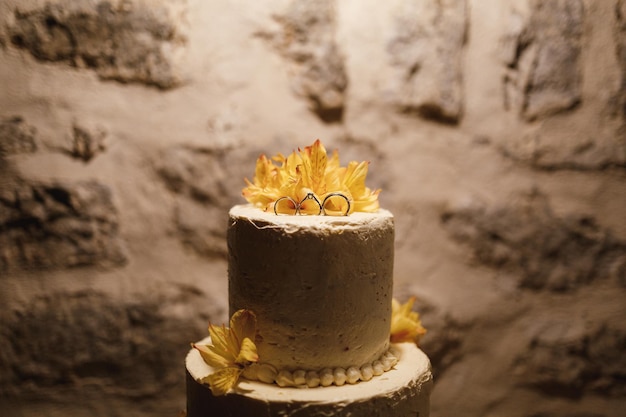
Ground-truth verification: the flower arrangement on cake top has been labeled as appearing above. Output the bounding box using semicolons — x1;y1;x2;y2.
242;139;380;215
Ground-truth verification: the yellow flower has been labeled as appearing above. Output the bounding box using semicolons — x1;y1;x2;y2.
390;297;427;344
193;310;259;396
242;139;380;215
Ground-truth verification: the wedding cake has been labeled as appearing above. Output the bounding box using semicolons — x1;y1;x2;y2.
185;140;432;417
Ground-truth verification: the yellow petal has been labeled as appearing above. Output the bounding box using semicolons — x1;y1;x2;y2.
208;323;236;362
327;148;340;171
285;151;302;178
300;139;327;193
390;297;427;345
207;324;228;352
352;191;380;213
197;310;261;371
295;188;323;215
341;161;369;196
242;154;285;208
399;296;415;316
230;310;257;346
390;316;426;343
272;153;286;164
193;343;231;369
236;337;259;365
320;191;351;215
203;367;243;396
241;140;381;214
391;298;400;314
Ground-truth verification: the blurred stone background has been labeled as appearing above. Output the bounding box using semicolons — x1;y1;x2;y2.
0;0;624;416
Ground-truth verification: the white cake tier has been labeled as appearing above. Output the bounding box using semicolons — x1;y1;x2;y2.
227;205;395;371
186;339;433;417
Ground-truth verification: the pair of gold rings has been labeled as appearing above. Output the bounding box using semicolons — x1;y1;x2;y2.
273;192;351;216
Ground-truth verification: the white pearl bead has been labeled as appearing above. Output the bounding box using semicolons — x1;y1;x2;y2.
382;357;393;372
333;368;347;386
346;366;360;384
241;364;258;381
360;364;374;381
320;368;334;387
276;370;294;387
257;363;278;384
372;360;384;376
293;369;307;386
306;370;320;388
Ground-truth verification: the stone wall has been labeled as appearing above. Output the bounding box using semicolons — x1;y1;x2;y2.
0;0;624;416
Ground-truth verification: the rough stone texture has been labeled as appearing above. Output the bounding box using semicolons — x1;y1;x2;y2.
6;0;187;89
67;121;108;162
156;145;260;258
497;1;626;172
257;0;347;123
0;116;38;157
0;287;214;413
387;0;468;123
418;313;467;380
441;191;626;291
0;0;625;416
0;179;127;271
157;146;233;207
502;0;584;121
514;320;626;398
498;128;626;171
616;0;626;118
528;414;606;417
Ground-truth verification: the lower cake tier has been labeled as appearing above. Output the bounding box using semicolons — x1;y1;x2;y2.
186;339;433;417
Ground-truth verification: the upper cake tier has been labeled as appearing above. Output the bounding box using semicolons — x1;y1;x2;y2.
228;204;394;372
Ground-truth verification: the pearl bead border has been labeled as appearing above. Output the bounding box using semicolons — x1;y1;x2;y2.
241;346;400;388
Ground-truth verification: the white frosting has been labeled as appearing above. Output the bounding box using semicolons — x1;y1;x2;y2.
186;339;433;417
227;205;395;372
240;344;399;387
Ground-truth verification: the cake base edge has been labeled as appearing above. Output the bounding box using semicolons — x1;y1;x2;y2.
185;341;432;417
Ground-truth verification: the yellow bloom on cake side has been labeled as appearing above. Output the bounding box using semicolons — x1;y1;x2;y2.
193;309;259;396
390;297;427;345
242;139;380;215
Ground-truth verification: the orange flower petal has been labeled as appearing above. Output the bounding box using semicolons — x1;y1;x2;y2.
241;140;380;215
390;297;427;345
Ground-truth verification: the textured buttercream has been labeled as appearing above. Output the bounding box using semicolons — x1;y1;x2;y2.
227;205;395;371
